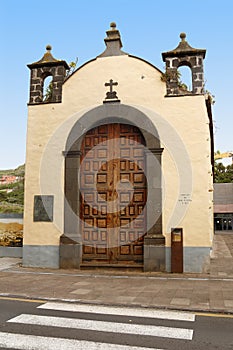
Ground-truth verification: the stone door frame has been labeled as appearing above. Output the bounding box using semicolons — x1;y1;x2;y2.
60;103;165;271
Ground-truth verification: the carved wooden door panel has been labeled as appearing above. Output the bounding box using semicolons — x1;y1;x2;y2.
80;123;146;265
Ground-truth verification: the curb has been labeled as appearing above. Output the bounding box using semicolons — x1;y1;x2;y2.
2;267;233;282
1;293;233;316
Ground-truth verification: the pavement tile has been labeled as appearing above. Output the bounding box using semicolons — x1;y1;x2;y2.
133;291;156;299
137;288;160;294
224;300;233;307
174;289;193;297
209;299;224;308
129;286;146;292
222;292;233;299
192;296;210;304
192;303;210;310
119;291;142;297
176;284;194;290
73;281;92;286
114;296;136;303
70;289;92;295
151;297;173;305
210;300;225;309
170;298;191;306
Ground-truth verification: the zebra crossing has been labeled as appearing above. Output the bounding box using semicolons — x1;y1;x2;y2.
0;333;163;350
0;301;196;349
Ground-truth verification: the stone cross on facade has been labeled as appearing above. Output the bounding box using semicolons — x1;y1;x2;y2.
104;79;119;101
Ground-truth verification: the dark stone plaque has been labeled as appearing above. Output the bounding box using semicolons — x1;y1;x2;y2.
33;195;54;222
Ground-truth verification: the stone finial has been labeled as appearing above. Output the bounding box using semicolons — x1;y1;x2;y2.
29;45;61;65
175;32;196;52
161;32;207;96
110;22;117;29
162;33;206;58
98;22;127;57
105;22;122;44
28;45;69;69
180;32;186;41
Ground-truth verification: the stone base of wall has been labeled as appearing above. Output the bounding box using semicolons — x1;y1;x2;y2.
165;247;211;273
59;235;82;269
22;244;211;273
0;246;22;258
143;235;166;272
23;245;59;268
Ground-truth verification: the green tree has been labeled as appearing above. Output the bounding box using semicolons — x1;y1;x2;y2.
214;162;233;183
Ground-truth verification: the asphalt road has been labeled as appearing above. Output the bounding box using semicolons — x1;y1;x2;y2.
0;298;232;349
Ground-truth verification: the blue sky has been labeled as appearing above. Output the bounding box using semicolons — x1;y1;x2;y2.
1;0;232;169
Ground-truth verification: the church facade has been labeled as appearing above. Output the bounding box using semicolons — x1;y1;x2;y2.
23;23;214;272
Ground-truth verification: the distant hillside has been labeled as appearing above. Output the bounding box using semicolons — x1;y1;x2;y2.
0;164;25;214
0;164;25;177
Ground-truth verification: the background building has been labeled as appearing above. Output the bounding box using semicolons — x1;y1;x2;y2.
214;183;233;232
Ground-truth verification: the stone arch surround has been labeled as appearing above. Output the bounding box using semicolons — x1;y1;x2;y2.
61;103;165;271
65;103;161;151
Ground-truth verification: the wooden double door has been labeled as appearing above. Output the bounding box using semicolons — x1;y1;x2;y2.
80;123;147;265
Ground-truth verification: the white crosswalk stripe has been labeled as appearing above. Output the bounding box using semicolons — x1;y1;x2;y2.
0;332;163;350
8;313;193;340
38;301;196;321
1;302;196;349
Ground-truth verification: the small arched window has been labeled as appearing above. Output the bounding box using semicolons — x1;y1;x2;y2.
43;75;53;102
177;65;192;92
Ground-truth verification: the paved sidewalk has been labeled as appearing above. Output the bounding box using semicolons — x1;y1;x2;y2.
0;233;233;314
210;233;233;277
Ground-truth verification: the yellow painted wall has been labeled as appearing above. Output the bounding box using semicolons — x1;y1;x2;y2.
24;54;213;248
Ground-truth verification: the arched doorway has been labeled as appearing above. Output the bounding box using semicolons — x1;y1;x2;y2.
61;103;164;271
80;123;147;266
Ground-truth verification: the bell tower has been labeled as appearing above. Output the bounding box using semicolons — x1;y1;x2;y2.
162;33;206;96
27;45;69;104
